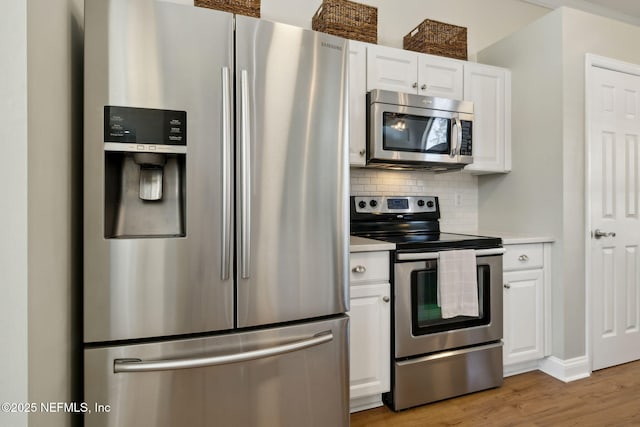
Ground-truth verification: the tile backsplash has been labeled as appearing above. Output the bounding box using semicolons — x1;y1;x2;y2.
350;168;478;233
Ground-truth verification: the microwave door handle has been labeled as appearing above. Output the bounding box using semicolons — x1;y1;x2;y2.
453;117;462;158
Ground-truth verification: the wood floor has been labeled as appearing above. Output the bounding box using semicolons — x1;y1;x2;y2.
350;361;640;426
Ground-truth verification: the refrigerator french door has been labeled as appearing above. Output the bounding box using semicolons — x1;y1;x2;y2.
83;1;349;426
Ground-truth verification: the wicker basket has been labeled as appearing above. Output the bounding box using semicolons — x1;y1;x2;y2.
312;0;377;44
403;19;467;60
195;0;260;18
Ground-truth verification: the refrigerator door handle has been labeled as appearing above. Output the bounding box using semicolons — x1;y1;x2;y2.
113;331;334;373
240;68;251;279
221;66;232;281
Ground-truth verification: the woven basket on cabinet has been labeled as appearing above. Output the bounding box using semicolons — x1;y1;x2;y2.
195;0;260;18
403;19;467;60
312;0;377;44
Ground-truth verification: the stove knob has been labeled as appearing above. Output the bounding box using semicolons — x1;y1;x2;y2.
417;199;425;207
358;201;366;209
427;200;434;208
369;200;378;208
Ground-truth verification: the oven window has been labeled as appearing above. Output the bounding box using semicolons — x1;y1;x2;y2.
382;112;451;154
411;264;491;335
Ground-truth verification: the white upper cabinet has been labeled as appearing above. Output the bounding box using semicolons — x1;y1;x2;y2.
349;40;367;166
417;54;464;100
366;44;463;99
366;45;418;94
463;62;512;174
352;42;511;174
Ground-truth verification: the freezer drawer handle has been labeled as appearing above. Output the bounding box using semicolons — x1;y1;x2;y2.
113;331;333;373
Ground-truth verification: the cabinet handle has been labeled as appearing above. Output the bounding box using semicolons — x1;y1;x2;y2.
504;283;511;289
412;82;418;89
420;84;427;91
352;265;366;274
518;254;529;262
359;149;365;156
382;296;390;303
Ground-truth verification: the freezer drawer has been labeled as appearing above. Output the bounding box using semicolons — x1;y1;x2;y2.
84;317;349;427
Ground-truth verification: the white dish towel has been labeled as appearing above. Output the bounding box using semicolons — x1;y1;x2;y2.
437;249;479;319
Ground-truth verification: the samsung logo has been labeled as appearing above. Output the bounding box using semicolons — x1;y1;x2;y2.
321;41;343;51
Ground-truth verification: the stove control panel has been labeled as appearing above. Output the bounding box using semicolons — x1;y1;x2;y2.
353;196;438;214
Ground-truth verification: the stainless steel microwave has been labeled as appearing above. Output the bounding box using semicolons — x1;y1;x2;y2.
366;89;473;171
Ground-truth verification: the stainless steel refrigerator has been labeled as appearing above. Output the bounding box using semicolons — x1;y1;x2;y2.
83;1;349;425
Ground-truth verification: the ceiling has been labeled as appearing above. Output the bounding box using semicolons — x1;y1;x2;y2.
522;0;640;26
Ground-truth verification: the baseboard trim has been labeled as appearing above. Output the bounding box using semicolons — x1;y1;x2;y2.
538;356;590;382
503;360;540;377
350;394;383;413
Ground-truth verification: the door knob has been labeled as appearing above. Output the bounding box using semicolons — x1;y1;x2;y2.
593;229;616;239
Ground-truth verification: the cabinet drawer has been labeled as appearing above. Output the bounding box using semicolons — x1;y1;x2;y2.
350;251;390;284
503;244;543;271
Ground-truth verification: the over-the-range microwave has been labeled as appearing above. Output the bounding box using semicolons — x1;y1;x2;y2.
366;89;473;171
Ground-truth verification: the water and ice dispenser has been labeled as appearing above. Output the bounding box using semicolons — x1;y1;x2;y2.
103;106;187;238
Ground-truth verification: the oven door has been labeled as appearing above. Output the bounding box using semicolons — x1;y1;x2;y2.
368;101;473;167
393;251;503;359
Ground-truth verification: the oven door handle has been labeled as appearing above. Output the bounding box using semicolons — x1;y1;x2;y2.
396;247;505;261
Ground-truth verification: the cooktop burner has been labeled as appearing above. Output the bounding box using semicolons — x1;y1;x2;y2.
350;195;502;252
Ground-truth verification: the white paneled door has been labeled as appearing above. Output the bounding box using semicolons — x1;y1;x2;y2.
589;65;640;370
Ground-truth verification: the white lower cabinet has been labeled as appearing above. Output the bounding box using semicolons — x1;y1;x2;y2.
348;250;390;412
502;242;552;375
503;269;544;364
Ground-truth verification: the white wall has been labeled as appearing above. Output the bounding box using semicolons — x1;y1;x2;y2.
27;0;84;426
262;0;549;58
0;1;83;426
478;7;640;361
477;10;567;356
0;1;29;427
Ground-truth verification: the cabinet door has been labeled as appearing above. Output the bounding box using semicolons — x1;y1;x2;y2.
464;62;511;174
417;54;464;99
349;40;367;166
503;269;544;365
366;44;418;93
349;282;390;400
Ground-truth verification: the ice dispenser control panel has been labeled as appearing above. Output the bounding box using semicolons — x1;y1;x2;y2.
105;106;187;146
103;106;187;239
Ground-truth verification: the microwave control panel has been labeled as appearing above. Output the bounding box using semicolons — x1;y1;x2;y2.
459;120;472;156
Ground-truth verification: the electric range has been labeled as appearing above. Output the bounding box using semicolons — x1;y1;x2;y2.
350;195;505;411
